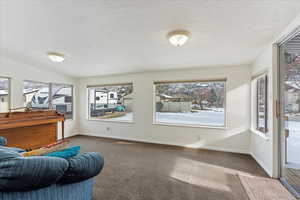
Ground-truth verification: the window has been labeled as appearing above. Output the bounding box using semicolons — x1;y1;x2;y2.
88;83;133;122
0;77;10;113
154;80;226;127
23;80;50;109
23;81;74;119
255;75;268;133
51;83;73;119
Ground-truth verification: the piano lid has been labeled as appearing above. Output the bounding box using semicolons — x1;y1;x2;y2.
0;110;65;130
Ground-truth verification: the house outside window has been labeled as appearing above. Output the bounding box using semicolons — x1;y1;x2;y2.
88;83;133;122
23;80;50;109
154;80;226;127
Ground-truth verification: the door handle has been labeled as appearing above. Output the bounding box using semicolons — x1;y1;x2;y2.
276;100;281;118
285;129;289;138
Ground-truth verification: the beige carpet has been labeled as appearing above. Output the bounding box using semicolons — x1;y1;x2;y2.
238;174;296;200
69;135;293;200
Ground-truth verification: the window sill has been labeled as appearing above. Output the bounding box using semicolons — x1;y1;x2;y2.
251;129;269;141
87;118;133;124
153;122;227;130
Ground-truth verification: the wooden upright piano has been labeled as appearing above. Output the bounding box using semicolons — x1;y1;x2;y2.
0;110;65;150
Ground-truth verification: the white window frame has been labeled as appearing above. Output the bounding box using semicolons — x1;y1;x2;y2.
0;76;11;113
251;73;269;136
87;83;134;123
153;79;227;129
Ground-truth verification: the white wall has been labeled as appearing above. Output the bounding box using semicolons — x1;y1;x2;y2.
78;65;252;154
250;12;300;178
0;56;79;138
250;46;274;177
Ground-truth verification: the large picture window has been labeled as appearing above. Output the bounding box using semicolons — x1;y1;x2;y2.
154;80;226;127
256;75;268;133
88;83;133;122
0;77;10;113
23;80;74;119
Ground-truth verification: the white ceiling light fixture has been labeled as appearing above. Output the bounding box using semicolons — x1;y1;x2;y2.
47;52;65;63
167;30;191;47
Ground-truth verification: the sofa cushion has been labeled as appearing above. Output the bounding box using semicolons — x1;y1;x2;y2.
0;149;21;160
0;178;94;200
59;152;104;184
0;156;69;191
0;146;25;153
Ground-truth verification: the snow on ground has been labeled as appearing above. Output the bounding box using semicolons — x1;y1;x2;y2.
94;110;225;126
156;110;225;126
99;112;133;122
287;121;300;165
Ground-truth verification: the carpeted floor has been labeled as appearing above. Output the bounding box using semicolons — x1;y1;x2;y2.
69;135;290;200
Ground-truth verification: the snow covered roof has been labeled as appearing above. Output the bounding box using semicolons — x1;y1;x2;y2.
159;94;174;99
23;88;39;94
0;90;8;96
285;81;300;91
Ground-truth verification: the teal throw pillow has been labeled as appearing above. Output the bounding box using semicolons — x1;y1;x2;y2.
45;146;80;159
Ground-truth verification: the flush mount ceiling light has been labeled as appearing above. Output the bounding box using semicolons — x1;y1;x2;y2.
167;30;191;47
47;52;65;63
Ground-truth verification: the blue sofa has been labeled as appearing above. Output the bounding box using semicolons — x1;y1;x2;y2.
0;137;104;200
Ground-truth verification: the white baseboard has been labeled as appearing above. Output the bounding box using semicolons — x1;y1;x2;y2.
79;132;250;155
65;132;81;138
204;145;249;155
251;152;273;177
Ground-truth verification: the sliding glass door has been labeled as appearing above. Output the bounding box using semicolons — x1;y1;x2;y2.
279;32;300;197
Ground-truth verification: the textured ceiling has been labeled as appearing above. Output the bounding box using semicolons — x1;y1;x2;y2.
1;0;300;77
